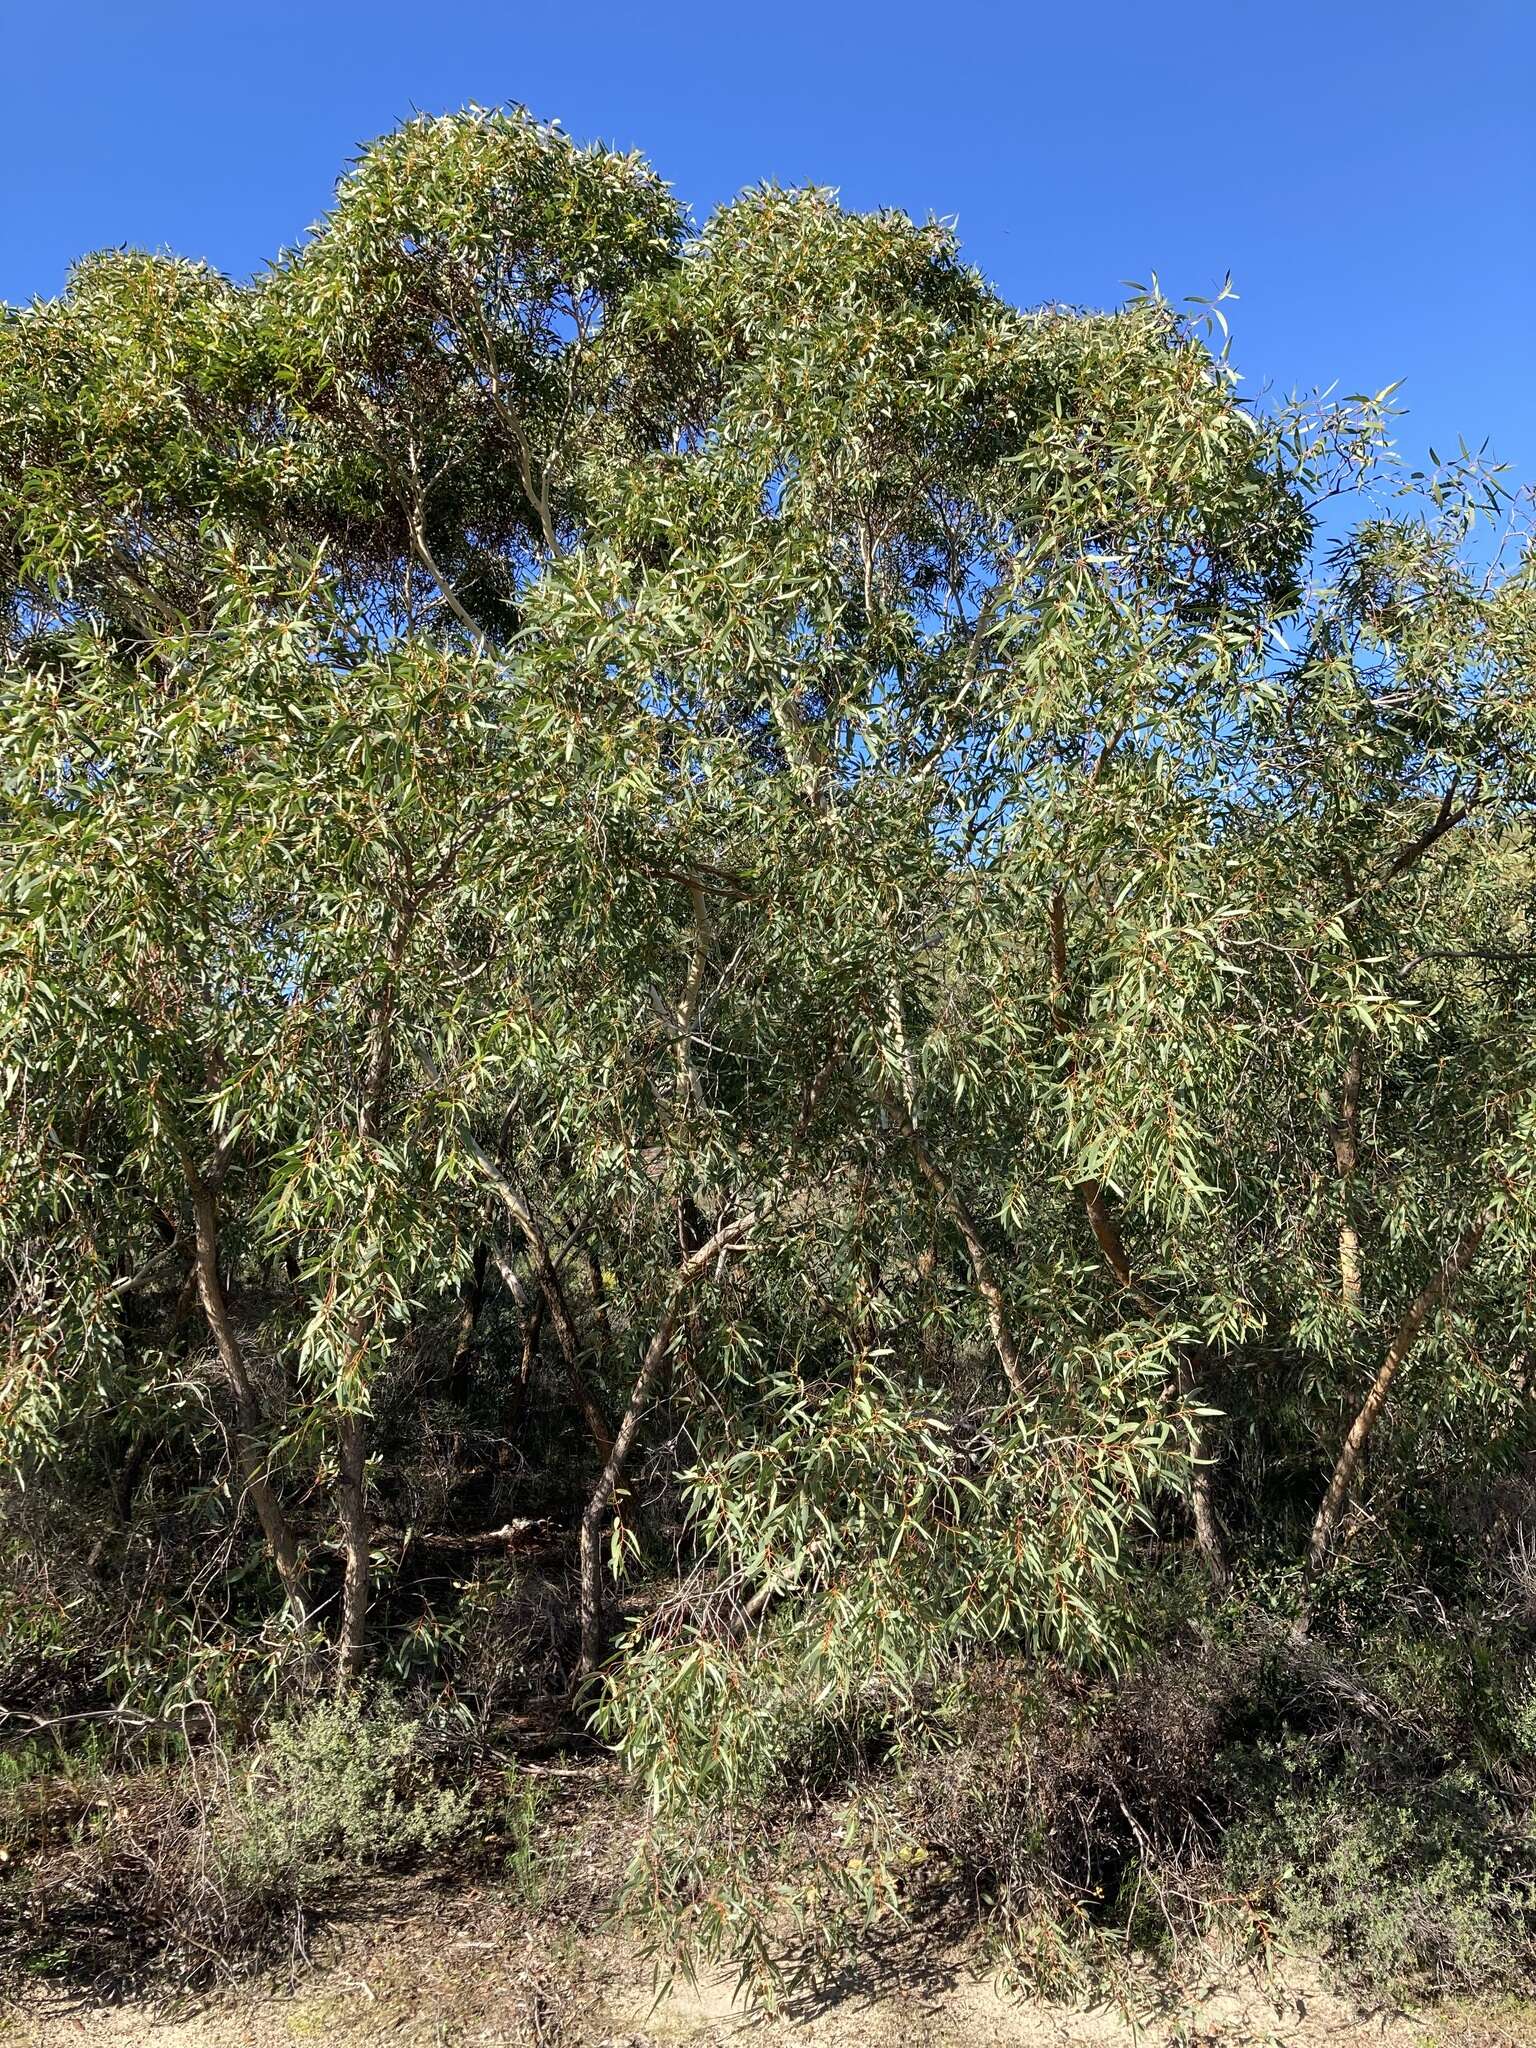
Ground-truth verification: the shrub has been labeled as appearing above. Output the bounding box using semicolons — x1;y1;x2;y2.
0;1695;473;1992
608;1592;1536;2009
1223;1757;1533;1994
227;1693;470;1895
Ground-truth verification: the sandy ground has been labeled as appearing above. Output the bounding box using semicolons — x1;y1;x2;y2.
6;1879;1535;2048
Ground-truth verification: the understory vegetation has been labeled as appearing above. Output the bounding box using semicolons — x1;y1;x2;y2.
2;103;1535;2014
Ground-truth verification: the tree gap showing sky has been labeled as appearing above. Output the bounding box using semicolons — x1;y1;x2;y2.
3;0;1532;485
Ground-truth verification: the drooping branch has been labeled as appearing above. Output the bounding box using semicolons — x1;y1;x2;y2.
1330;778;1476;928
105;1243;186;1300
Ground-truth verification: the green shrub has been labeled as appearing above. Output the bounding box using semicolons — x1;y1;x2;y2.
225;1693;470;1900
1223;1752;1533;1995
0;1695;473;1992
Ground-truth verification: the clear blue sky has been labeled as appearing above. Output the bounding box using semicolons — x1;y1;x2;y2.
4;1;1532;484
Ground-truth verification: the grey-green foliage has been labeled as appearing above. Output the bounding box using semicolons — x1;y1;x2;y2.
601;1344;1188;1812
0;1695;473;1986
1224;1760;1529;1994
226;1694;470;1896
1;99;1535;1992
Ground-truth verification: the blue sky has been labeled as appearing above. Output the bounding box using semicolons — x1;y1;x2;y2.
4;1;1532;485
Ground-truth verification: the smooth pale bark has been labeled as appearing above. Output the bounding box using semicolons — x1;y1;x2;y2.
1333;1045;1364;1311
673;881;711;1111
489;1245;544;1442
332;1423;372;1687
335;1410;369;1682
1308;1217;1489;1573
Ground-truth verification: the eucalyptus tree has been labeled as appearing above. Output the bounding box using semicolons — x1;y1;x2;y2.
1;97;1532;1793
0;110;688;1677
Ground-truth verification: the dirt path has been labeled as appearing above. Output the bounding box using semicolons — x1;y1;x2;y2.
6;1883;1533;2048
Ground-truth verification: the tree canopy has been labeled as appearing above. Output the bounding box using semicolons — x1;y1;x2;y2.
3;103;1534;1975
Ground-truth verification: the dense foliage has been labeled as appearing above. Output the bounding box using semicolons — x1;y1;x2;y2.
3;106;1534;2000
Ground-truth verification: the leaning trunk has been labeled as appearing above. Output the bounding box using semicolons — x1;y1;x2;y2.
1308;1217;1488;1572
190;1186;309;1623
578;1214;750;1677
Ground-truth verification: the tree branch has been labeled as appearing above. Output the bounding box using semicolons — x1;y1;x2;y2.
578;1211;753;1676
1308;1215;1489;1573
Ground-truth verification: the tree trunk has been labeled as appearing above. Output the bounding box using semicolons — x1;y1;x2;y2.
1176;1351;1229;1590
1308;1217;1488;1572
189;1186;308;1623
489;1241;613;1462
583;1242;613;1360
527;1240;615;1461
446;1242;489;1403
514;1286;544;1415
112;1428;155;1524
336;1409;370;1685
1334;1045;1364;1310
578;1214;751;1677
330;936;405;1682
498;1257;544;1452
419;1049;616;1460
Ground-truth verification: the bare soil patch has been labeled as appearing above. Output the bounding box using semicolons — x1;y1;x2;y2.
7;1874;1532;2048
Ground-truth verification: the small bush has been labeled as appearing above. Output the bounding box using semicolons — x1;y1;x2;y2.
0;1694;473;1992
228;1693;470;1896
1223;1754;1533;1995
